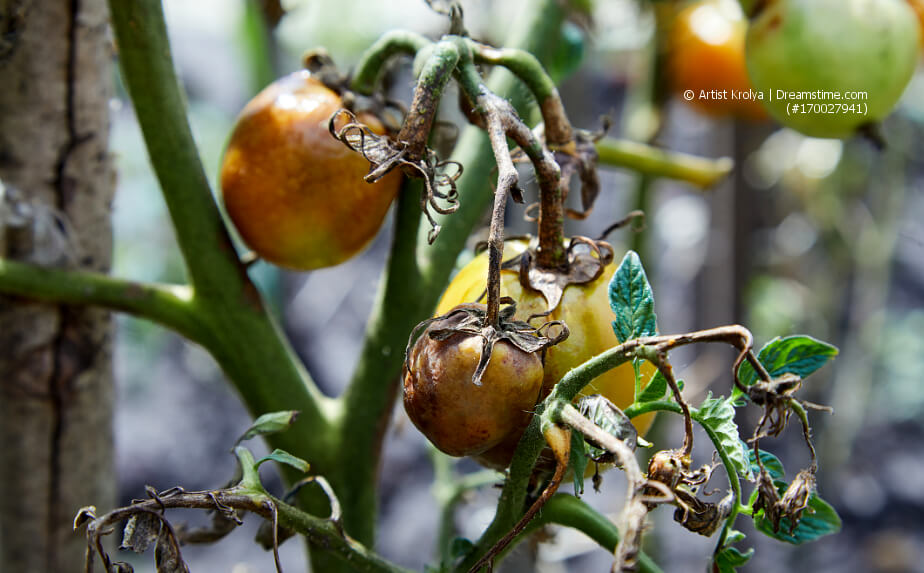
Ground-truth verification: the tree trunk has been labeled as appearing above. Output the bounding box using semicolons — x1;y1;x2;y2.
0;0;114;571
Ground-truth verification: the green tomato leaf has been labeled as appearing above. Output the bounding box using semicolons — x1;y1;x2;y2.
713;545;755;572
255;449;310;474
737;336;838;388
754;492;842;544
569;429;588;496
748;446;786;480
637;370;668;403
609;251;657;342
694;394;750;479
236;411;299;445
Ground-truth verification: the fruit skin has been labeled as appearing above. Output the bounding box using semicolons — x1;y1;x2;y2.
402;307;545;457
668;0;767;120
746;0;920;138
436;243;656;469
909;0;924;47
220;71;401;270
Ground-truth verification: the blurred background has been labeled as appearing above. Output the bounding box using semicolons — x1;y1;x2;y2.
109;0;924;571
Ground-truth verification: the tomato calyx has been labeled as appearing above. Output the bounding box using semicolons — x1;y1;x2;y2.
405;299;568;386
476;235;615;312
329;108;463;244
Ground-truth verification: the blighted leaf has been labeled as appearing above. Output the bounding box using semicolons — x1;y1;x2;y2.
256;449;310;474
713;545;754;572
609;251;657;342
754;492;841;544
738;336;838;388
576;394;638;463
694;394;750;479
154;526;189;573
236;411;299;445
748;446;785;480
637;370;668;403
569;430;588;495
121;512;161;554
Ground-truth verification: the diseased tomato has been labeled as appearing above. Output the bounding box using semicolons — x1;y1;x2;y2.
436;242;657;469
745;0;919;138
668;0;767;120
402;305;545;457
220;71;402;270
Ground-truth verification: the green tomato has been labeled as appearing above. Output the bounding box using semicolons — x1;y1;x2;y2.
746;0;920;138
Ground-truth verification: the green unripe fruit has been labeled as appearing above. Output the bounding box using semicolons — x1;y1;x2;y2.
746;0;920;138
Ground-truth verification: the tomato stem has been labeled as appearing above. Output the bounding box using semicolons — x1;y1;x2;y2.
397;40;461;161
351;30;433;95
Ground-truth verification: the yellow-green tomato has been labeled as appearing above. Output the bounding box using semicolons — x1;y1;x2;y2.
403;307;545;457
436;242;656;469
746;0;919;138
220;71;402;270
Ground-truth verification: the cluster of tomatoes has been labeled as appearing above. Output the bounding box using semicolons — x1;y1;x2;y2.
668;0;920;137
218;0;922;470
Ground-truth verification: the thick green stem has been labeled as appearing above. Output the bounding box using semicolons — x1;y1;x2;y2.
351;30;432;95
0;260;203;344
107;0;335;490
596;138;733;189
332;183;423;551
524;495;664;573
342;0;568;564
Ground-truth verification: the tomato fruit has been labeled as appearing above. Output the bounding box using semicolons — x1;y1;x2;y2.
746;0;919;138
220;71;402;270
436;242;656;469
402;305;545;457
668;0;766;120
909;0;924;47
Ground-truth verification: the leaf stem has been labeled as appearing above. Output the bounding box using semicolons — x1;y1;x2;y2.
351;31;433;95
596;138;733;189
0;259;204;344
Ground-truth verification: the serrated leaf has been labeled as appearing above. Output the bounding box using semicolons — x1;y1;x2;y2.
569;430;587;496
754;492;841;544
120;512;161;554
738;336;838;387
725;529;746;544
748;446;785;480
713;545;754;572
609;251;657;342
236;411;299;445
695;394;750;479
637;370;668;403
256;449;310;474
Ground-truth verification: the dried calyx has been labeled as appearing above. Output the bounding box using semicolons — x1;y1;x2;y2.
405;299;568;385
475;235;615;312
329;109;461;244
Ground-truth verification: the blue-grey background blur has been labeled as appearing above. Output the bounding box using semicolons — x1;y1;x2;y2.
110;1;924;571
